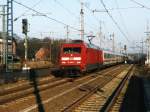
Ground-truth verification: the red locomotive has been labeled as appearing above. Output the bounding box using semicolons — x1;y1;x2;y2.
59;40;124;75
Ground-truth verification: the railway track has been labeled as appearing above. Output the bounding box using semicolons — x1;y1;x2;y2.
0;64;128;112
0;77;73;104
20;65;128;112
62;65;134;112
0;66;116;105
0;64;118;95
101;65;135;112
0;76;56;95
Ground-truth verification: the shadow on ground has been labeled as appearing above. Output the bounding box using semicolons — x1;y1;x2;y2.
119;75;145;112
29;69;45;112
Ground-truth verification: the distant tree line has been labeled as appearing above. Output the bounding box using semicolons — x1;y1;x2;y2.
16;37;66;64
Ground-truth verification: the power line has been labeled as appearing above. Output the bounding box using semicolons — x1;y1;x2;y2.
76;0;100;29
108;6;143;10
100;0;130;42
130;0;150;10
14;0;79;31
54;0;93;29
115;0;131;38
76;0;100;31
53;0;97;34
54;0;77;17
77;0;100;22
93;6;143;12
14;0;43;21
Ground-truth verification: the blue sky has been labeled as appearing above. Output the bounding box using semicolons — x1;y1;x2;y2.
0;0;150;53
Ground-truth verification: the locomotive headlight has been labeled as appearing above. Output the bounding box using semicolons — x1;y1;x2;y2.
73;57;81;60
61;57;69;60
77;61;81;64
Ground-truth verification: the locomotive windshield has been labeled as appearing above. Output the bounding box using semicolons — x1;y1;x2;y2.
63;47;81;54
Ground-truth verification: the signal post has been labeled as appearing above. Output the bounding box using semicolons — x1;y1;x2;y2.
22;19;30;70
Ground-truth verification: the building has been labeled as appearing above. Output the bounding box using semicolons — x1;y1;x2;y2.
35;48;50;60
0;32;17;65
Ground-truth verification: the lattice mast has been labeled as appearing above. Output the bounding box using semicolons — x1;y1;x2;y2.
6;0;13;72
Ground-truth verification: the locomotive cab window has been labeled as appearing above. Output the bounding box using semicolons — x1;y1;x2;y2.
63;47;81;54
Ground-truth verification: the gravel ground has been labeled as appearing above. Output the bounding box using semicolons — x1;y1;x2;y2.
27;65;128;112
73;66;131;112
0;64;128;112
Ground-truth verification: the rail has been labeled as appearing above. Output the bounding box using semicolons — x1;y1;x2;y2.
101;65;134;112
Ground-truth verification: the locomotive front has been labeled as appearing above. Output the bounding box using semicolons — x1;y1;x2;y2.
59;42;86;75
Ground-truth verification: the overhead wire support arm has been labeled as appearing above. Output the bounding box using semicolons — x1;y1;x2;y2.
76;0;100;29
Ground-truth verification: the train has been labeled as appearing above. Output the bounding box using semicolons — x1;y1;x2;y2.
59;40;125;75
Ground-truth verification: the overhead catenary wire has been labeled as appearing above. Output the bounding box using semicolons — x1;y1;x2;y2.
14;0;79;31
53;0;97;34
100;0;130;42
77;0;114;46
76;0;100;31
54;0;77;17
93;6;143;12
14;0;43;21
77;0;100;23
130;0;150;10
115;0;131;39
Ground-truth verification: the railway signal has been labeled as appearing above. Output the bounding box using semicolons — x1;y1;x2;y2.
22;19;28;34
22;19;28;66
124;45;127;51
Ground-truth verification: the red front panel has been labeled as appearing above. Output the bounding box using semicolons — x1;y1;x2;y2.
59;43;86;71
59;42;103;72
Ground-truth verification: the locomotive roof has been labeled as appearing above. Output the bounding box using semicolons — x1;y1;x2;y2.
63;40;125;56
65;39;100;50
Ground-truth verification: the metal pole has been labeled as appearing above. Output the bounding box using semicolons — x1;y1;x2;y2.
99;21;102;48
148;45;149;64
80;1;84;41
2;6;7;65
6;0;14;72
119;42;121;53
66;25;69;42
145;20;150;65
112;33;115;52
110;33;115;52
142;40;143;55
24;33;28;61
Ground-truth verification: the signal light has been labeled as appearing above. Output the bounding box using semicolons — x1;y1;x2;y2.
22;19;28;34
124;45;127;50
